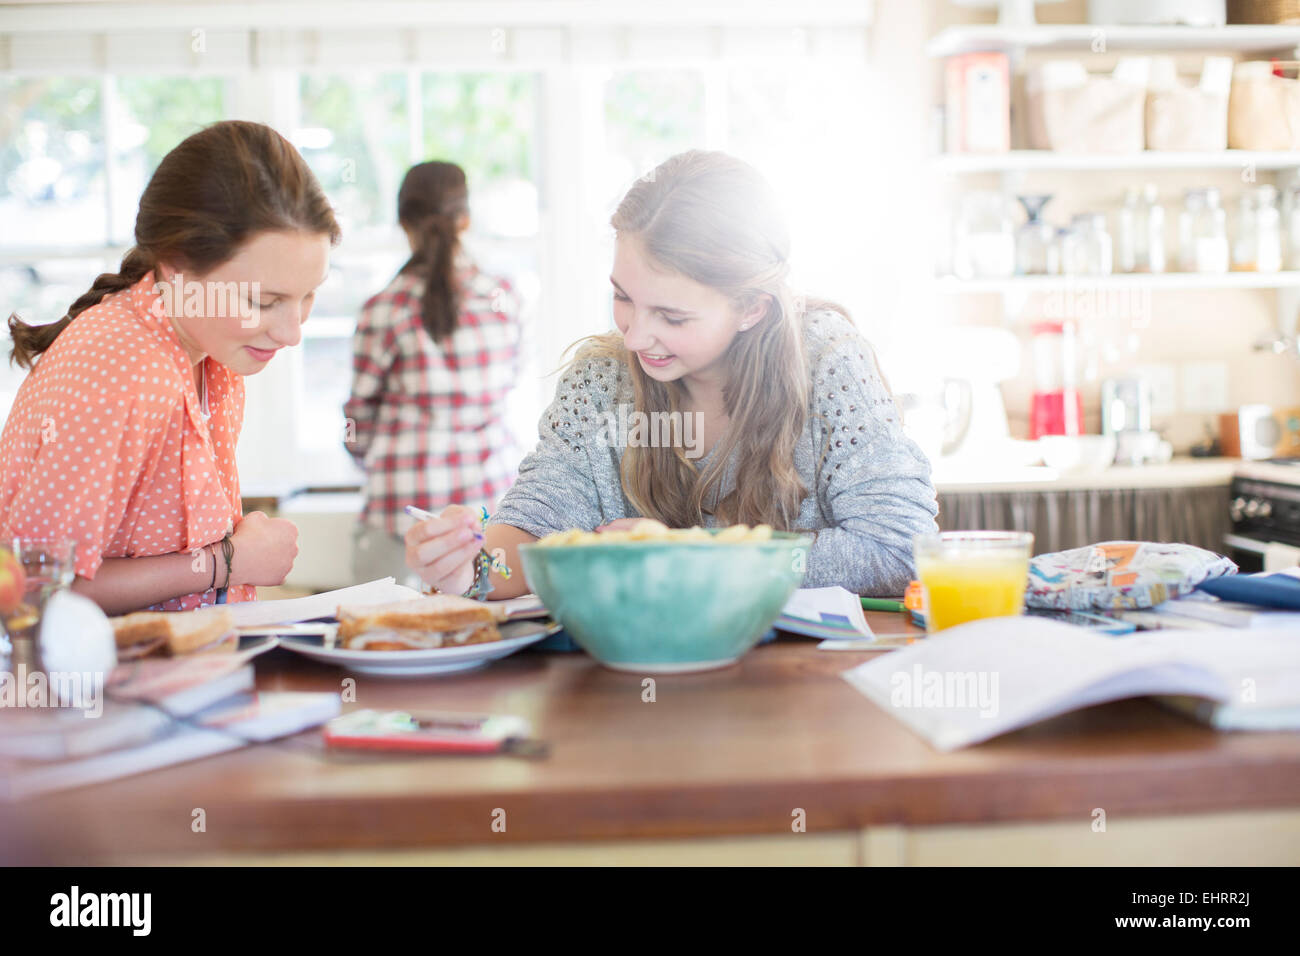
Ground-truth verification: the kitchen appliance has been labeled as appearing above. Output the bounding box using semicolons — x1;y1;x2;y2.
1102;377;1170;466
894;327;1027;466
1219;405;1300;459
1030;321;1083;439
1224;459;1300;572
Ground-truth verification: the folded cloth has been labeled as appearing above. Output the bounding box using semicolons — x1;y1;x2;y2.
1197;570;1300;610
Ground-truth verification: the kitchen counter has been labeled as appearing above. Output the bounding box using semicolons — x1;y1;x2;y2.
933;458;1238;494
4;612;1298;866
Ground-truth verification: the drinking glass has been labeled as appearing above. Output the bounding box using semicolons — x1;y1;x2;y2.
0;538;76;673
913;532;1033;633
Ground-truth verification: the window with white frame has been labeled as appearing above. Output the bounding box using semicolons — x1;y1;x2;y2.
1;7;876;501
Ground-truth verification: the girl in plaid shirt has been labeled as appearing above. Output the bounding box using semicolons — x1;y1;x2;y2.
344;161;521;584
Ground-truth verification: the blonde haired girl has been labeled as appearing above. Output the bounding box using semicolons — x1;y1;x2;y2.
405;150;937;598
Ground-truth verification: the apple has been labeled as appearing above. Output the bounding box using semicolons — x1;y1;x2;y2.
0;547;27;615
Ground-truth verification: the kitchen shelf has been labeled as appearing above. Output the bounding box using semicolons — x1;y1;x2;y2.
934;150;1300;173
936;272;1300;293
927;23;1300;58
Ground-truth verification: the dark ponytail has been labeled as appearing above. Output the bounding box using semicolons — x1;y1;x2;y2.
397;161;469;343
7;120;340;370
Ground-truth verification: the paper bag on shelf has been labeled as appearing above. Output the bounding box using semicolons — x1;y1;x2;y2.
1145;56;1231;151
1026;58;1147;153
1228;61;1300;150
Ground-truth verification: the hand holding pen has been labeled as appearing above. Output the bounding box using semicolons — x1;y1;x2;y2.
403;503;510;597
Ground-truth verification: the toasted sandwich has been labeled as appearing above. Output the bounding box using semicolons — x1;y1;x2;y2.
112;608;236;659
335;594;505;650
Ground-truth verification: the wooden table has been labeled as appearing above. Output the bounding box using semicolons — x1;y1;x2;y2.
4;612;1300;866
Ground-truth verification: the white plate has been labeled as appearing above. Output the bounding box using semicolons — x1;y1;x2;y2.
276;619;561;677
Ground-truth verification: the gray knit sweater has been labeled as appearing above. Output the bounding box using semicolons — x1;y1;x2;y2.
493;310;939;595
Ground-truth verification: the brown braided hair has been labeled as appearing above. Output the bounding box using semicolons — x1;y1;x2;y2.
8;120;341;370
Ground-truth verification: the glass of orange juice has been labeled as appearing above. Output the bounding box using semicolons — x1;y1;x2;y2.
913;531;1033;633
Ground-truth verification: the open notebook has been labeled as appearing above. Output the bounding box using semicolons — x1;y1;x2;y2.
842;616;1300;751
223;577;424;628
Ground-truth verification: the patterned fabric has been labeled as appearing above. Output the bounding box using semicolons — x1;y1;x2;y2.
0;272;256;610
344;264;521;535
494;310;940;596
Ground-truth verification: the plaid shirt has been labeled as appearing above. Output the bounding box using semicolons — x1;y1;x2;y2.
344;264;521;535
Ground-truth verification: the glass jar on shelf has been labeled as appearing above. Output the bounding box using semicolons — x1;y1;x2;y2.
953;191;1015;279
1288;185;1300;272
1233;184;1283;273
1179;187;1229;274
1061;212;1112;276
1015;194;1059;275
1116;184;1166;274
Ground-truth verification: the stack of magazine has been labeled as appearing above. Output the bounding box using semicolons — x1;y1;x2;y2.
0;644;338;800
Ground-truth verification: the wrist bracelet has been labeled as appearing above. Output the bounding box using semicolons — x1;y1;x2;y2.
461;549;492;600
220;534;234;589
208;543;218;592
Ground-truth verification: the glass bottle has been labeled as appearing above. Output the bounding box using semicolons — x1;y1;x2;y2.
1288;185;1300;272
953;191;1015;279
1117;184;1166;274
1179;187;1229;273
1016;194;1059;275
1232;184;1282;273
1062;212;1113;275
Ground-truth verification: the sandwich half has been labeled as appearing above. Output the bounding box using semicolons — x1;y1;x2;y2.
336;594;505;651
111;608;236;659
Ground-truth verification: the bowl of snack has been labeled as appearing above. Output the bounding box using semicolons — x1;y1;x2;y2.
518;519;811;673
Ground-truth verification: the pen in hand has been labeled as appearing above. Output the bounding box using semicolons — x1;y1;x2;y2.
405;504;484;541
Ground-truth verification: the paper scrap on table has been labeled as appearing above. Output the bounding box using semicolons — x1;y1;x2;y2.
818;634;921;652
777;587;874;640
222;577;424;628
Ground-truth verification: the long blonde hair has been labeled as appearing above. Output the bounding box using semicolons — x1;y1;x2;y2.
580;150;833;530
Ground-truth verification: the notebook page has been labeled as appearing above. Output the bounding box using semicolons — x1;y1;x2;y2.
842;616;1233;751
222;578;425;628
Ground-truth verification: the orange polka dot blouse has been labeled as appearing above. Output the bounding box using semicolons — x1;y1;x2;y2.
0;272;257;610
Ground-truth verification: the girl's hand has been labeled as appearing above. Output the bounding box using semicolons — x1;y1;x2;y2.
229;511;299;587
595;518;644;533
405;504;483;595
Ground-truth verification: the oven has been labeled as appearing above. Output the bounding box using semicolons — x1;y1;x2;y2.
1223;460;1300;574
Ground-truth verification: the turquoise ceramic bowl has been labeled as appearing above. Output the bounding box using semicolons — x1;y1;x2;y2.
518;532;812;673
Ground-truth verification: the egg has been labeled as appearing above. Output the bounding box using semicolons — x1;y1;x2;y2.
39;590;117;679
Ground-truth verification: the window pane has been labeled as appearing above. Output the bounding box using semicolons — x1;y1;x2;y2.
109;76;226;244
604;69;705;185
0;77;106;248
727;65;876;332
297;72;408;242
311;250;406;326
421;73;539;238
0;257;113;421
299;335;355;454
